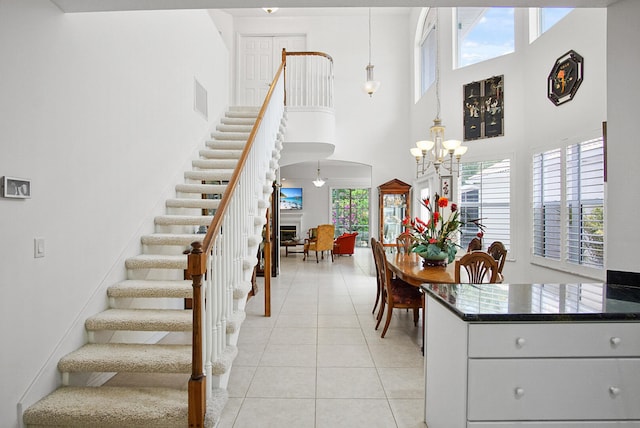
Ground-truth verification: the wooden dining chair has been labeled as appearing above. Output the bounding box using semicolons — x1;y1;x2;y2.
370;237;382;316
487;241;507;282
455;251;499;284
373;239;423;338
466;237;482;252
396;233;416;254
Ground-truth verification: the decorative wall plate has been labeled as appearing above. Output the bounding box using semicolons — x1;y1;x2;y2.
547;50;584;106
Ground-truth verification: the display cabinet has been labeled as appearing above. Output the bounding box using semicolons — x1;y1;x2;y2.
378;178;411;249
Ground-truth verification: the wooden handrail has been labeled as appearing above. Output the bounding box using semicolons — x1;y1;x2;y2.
200;60;285;255
285;51;334;63
187;54;286;428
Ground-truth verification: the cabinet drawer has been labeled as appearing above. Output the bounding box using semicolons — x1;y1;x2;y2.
468;323;640;358
467;358;640;421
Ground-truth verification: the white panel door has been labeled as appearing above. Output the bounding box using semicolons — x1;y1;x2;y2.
237;35;306;106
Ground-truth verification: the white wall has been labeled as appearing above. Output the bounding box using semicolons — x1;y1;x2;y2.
0;1;229;426
408;7;607;283
606;0;640;274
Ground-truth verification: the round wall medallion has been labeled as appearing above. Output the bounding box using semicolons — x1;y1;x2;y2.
547;50;584;106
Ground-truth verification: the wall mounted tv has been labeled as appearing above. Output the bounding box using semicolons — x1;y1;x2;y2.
280;187;303;210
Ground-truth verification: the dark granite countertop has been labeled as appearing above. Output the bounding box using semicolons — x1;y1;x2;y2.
420;283;640;322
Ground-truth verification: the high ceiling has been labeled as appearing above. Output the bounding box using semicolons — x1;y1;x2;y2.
51;0;616;13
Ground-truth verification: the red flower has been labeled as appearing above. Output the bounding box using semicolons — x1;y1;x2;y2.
438;197;449;208
429;238;437;244
423;198;430;206
402;216;411;226
451;203;457;212
433;212;440;222
477;231;484;238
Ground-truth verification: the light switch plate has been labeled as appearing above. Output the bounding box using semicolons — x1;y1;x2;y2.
34;237;45;258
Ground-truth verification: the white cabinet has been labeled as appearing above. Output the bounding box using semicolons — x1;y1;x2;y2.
424;294;640;427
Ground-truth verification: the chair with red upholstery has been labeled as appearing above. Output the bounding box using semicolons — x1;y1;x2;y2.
333;232;358;256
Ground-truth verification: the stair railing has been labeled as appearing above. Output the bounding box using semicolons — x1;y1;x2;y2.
283;50;334;110
187;60;285;427
187;48;334;426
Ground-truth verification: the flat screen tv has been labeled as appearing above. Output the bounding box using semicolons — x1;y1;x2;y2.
280;187;303;210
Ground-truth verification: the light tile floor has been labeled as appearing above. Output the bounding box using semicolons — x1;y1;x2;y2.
219;247;426;428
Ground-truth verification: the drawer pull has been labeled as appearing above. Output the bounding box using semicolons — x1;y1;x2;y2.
514;387;525;398
609;386;621;397
610;337;622;347
515;337;526;348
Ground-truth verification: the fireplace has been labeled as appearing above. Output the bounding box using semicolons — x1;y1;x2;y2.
280;225;298;242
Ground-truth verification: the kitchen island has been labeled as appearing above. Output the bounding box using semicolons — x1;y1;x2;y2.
421;282;640;427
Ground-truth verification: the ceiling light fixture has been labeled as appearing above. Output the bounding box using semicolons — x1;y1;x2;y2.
262;7;279;14
410;9;466;178
363;8;380;97
312;161;326;188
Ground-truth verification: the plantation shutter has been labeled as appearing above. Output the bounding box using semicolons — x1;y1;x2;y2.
566;138;604;268
532;149;561;259
459;159;510;250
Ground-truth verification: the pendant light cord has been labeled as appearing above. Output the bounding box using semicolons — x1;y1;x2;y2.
368;8;372;65
435;8;441;120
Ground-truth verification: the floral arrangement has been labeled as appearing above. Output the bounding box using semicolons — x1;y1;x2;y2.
402;194;484;264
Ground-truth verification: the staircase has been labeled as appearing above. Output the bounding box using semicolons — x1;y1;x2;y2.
23;106;285;427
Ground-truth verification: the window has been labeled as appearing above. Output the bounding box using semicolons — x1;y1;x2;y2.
540;8;572;34
566;138;605;267
530;8;573;42
418;9;437;97
456;7;514;68
331;188;370;247
459;159;511;251
532;137;604;270
532;149;562;259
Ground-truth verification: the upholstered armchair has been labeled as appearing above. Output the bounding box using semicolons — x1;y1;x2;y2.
303;224;335;262
333;232;358;256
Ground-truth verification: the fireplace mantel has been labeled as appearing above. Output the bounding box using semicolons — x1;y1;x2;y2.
280;212;303;240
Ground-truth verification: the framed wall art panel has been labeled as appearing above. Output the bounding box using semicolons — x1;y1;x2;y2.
463;75;504;141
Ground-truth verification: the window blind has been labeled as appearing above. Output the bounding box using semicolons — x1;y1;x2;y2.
566;137;604;268
532;149;562;259
460;159;511;251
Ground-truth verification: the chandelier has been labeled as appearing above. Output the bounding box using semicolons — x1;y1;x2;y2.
410;9;466;178
363;8;380;97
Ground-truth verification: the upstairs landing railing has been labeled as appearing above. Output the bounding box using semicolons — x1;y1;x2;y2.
187;49;333;426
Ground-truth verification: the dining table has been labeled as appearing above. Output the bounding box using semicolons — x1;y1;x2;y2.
385;251;457;286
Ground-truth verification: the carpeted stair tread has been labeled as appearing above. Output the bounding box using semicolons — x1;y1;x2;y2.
58;343;191;373
216;124;254;133
184;170;233;181
201;144;245;154
125;254;187;270
108;280;193;298
23;386;188;427
85;309;192;332
175;183;227;194
225;110;259;119
154;215;214;226
166;198;221;209
140;233;204;246
220;116;256;125
192;158;238;169
211;131;250;141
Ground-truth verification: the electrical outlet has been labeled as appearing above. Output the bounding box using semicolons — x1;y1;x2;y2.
34;238;45;258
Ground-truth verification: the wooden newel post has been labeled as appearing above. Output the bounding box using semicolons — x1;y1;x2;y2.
188;241;207;427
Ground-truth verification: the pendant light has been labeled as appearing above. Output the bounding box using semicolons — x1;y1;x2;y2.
363;8;381;97
313;161;326;188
